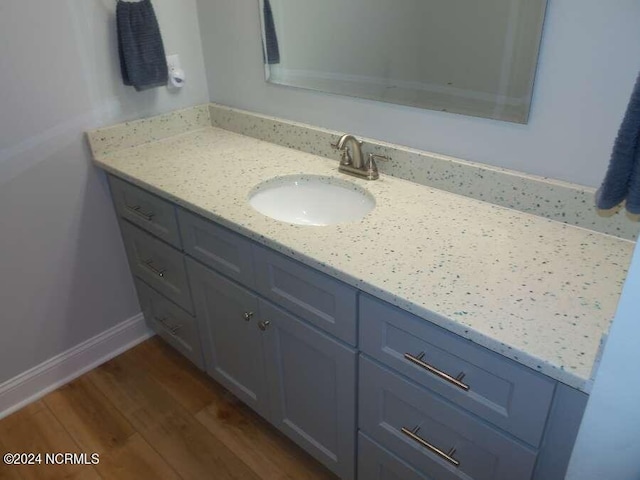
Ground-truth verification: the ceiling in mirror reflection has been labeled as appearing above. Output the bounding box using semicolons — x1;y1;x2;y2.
259;0;547;124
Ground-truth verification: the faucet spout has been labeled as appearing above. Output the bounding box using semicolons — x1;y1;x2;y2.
336;134;365;169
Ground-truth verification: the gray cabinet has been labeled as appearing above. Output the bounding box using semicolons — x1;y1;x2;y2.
260;300;356;480
106;173;588;480
187;258;270;418
360;294;554;447
188;256;357;479
532;384;588;480
359;357;537;480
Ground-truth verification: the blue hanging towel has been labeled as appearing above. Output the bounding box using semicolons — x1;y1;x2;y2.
117;0;168;91
596;71;640;213
263;0;280;65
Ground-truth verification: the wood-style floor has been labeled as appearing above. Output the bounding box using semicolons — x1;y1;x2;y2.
0;337;338;480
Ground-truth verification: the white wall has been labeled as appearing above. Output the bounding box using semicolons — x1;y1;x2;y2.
197;0;640;187
0;0;209;384
566;240;640;479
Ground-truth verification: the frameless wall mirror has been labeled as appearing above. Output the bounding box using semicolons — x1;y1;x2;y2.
259;0;548;124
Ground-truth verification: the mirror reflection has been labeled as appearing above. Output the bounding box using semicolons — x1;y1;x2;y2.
259;0;548;124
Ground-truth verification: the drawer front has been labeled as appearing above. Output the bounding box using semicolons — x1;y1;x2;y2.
360;295;554;447
359;357;537;480
358;433;432;480
109;175;181;248
121;221;193;313
135;280;204;369
253;245;357;345
178;209;255;288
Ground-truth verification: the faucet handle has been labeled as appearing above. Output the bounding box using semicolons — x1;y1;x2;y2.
369;153;391;162
365;153;385;180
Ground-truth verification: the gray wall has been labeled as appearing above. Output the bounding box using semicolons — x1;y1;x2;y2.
197;0;640;187
0;0;209;384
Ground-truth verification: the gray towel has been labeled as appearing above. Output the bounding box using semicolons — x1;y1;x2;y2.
263;0;280;65
596;71;640;213
117;0;168;91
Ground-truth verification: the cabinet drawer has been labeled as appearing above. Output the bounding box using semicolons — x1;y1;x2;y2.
135;280;203;369
178;209;255;288
109;175;181;248
359;357;537;480
360;295;554;446
358;433;432;480
121;221;193;313
253;245;357;345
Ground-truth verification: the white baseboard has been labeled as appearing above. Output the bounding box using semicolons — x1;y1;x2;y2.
0;313;154;420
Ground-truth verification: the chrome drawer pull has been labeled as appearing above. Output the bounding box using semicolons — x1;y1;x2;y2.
243;311;254;321
126;204;155;221
156;317;183;336
404;352;470;391
143;259;166;278
401;426;460;467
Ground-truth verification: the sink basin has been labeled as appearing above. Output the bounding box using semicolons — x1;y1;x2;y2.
249;175;375;226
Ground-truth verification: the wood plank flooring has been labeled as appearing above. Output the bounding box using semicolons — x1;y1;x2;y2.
0;338;337;480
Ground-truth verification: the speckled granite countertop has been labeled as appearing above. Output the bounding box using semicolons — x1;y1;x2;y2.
91;125;634;393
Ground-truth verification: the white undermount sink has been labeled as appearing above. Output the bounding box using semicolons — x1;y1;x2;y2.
249;175;375;226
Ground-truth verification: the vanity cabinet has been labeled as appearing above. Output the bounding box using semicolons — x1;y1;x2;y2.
107;174;587;480
187;257;357;479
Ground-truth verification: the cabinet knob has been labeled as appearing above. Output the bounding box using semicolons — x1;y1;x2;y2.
258;320;271;331
243;311;254;322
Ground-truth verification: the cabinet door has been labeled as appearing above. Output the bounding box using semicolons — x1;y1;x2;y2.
187;258;269;418
259;300;357;480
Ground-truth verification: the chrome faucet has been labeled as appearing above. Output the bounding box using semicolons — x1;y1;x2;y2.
331;134;390;181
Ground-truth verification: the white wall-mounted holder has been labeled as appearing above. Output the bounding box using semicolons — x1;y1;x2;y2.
166;54;185;89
